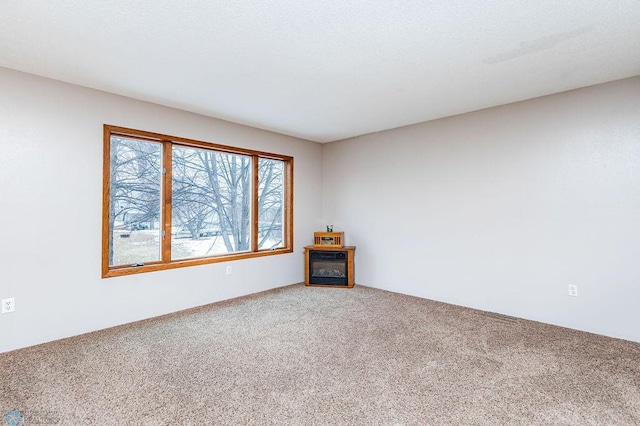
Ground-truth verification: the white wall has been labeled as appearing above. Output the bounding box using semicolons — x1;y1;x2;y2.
323;77;640;342
0;67;323;353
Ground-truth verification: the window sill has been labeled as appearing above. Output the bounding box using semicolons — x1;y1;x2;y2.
102;247;293;278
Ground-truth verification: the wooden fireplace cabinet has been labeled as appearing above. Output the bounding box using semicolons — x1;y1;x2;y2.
304;245;356;288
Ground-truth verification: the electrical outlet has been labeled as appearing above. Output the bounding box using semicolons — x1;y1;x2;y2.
1;298;15;313
226;266;232;275
568;285;578;297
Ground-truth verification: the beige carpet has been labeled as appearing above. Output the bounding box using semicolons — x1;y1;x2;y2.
1;284;639;425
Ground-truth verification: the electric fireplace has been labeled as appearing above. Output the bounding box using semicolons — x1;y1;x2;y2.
304;246;355;288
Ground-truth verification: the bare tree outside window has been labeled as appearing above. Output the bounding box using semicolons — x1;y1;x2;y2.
258;158;284;250
171;146;251;259
108;137;162;266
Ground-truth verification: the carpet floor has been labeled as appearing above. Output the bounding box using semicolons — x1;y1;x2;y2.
1;284;639;425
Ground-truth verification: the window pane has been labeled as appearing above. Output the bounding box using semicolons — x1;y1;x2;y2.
109;137;162;266
258;158;284;250
171;146;252;259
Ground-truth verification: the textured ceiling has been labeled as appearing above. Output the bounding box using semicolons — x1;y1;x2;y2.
1;1;639;142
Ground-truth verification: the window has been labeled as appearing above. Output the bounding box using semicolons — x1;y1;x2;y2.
102;125;293;277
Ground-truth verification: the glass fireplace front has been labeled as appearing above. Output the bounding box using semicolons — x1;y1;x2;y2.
308;250;348;286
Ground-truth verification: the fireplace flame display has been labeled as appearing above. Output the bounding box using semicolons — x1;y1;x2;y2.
314;268;346;278
308;251;348;285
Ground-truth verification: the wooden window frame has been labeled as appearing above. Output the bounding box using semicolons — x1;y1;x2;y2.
102;125;294;278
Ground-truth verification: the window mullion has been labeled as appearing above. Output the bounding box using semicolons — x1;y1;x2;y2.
162;141;173;263
251;155;259;252
285;159;293;248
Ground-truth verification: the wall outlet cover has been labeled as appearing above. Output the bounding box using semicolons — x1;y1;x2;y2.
2;298;15;313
